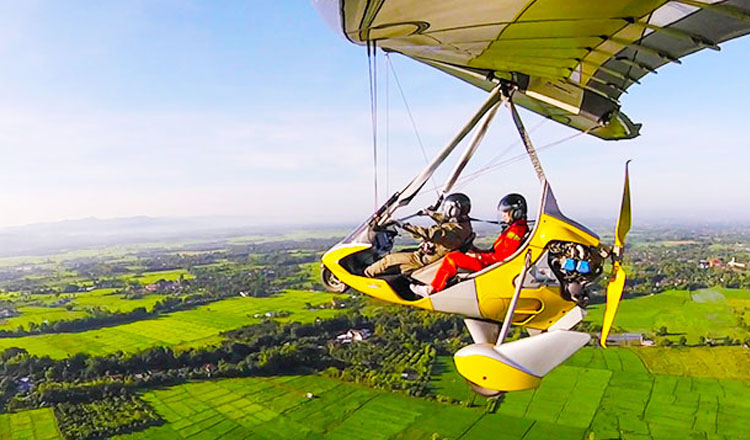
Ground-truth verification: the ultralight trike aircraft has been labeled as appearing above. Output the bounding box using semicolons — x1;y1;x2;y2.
313;0;750;396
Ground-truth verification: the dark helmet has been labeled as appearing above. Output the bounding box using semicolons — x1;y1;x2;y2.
442;193;471;220
497;193;527;222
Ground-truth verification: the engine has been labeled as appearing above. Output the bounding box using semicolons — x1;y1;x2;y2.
547;241;607;306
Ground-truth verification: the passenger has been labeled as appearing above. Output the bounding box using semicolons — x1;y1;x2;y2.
410;193;529;297
364;193;473;277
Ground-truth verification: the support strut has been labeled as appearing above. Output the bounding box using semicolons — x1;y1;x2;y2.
380;84;505;224
441;99;504;197
496;249;533;346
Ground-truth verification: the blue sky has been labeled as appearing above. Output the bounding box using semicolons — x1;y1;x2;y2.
0;1;748;228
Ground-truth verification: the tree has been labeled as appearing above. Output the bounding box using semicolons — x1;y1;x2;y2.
1;347;28;362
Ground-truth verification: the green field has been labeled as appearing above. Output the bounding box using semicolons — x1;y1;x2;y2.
113;375;589;440
116;349;750;440
634;346;750;380
430;347;750;440
586;288;750;343
0;306;89;331
0;408;62;440
67;288;167;313
6;347;749;440
0;288;171;331
119;269;194;285
0;290;343;358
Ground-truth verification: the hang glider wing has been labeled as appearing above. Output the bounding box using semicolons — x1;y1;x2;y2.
315;0;750;140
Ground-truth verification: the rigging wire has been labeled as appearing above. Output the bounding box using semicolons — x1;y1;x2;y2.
385;53;440;197
385;51;390;196
416;126;591;196
367;41;379;208
454;127;592;190
468;114;549;182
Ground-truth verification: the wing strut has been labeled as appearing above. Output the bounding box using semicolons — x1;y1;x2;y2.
441;100;503;197
377;84;505;225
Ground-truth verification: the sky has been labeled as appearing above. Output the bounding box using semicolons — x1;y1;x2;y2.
0;1;749;229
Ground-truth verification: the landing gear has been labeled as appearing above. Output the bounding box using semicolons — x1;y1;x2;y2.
321;267;350;293
467;380;505;398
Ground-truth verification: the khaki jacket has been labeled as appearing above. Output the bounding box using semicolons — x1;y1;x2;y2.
404;214;473;261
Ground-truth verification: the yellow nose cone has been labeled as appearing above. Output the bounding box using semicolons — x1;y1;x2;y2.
454;346;541;392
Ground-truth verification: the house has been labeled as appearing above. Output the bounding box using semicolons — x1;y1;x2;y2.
145;280;179;292
0;309;16;319
708;258;723;268
401;371;418;381
336;329;372;344
53;297;72;306
605;333;648;346
728;258;746;269
16;377;33;392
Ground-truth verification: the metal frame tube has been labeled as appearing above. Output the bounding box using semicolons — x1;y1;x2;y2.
496;249;533;346
441;99;504;196
380;85;504;223
508;97;547;184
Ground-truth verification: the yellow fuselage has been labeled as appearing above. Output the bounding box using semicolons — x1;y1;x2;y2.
321;212;599;330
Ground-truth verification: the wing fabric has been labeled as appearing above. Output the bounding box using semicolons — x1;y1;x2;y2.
318;0;750;140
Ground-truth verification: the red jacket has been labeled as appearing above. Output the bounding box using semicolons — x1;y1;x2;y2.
478;219;529;266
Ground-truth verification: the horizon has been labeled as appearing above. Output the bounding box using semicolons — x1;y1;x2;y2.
5;210;750;231
0;213;747;263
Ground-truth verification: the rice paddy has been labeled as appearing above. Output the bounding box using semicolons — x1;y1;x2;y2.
67;288;166;313
0;408;62;440
0;306;89;331
119;269;194;285
430;347;750;440
110;348;750;440
112;375;589;440
633;346;750;380
6;346;750;440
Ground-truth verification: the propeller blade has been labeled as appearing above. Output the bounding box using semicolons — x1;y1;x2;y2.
600;262;626;347
614;161;632;249
601;162;632;347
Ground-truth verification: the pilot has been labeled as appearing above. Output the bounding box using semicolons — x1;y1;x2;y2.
410;193;529;297
364;193;473;277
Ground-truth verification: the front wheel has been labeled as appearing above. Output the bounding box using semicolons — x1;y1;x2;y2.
321;267;350;293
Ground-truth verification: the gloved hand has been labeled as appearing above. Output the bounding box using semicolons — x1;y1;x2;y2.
419;241;436;255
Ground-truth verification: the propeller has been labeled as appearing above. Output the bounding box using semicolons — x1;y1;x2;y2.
600;161;632;347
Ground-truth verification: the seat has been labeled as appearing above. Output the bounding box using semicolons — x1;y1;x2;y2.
408;232;476;285
410;227;534;285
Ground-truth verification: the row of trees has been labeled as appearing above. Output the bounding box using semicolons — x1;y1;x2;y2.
625;241;750;294
55;395;162;440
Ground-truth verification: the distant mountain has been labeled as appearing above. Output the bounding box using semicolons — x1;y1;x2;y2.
1;215;743;260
